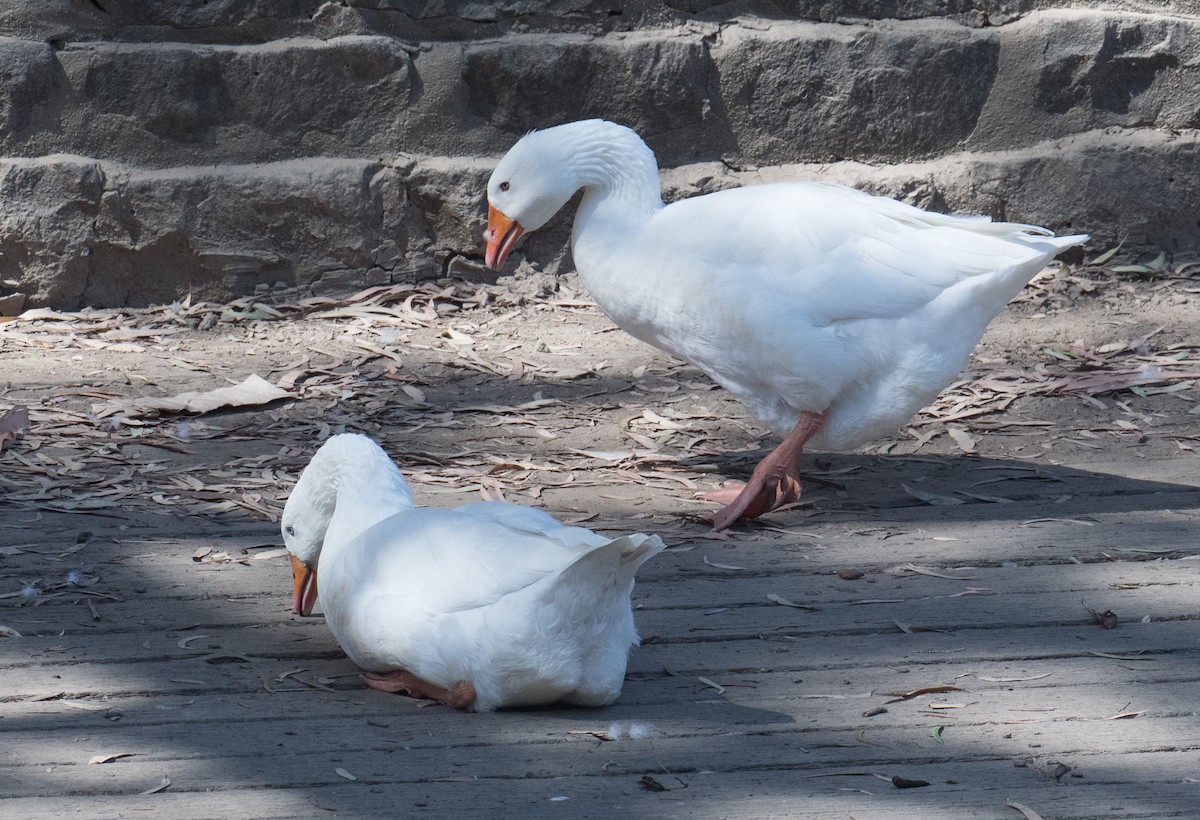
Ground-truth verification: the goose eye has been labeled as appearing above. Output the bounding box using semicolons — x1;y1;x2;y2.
285;525;295;536
499;181;510;192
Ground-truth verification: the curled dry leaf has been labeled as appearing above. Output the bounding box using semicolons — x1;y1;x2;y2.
638;775;670;792
88;752;138;765
1083;601;1119;629
836;568;865;580
1006;800;1046;820
201;652;253;664
140;777;171;795
883;686;965;703
177;635;211;649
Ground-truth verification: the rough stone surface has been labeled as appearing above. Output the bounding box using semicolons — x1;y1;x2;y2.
1;157;448;308
714;19;999;163
0;1;1197;308
7;37;416;166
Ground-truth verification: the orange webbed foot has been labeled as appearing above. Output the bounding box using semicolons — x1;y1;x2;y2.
362;670;477;710
705;410;826;531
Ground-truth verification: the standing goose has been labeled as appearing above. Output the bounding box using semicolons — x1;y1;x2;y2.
282;433;664;711
484;119;1087;530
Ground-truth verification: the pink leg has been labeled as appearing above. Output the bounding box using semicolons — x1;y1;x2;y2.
705;410;827;531
362;670;477;710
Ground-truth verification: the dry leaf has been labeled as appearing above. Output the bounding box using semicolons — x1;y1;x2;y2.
0;405;30;451
901;483;963;506
946;426;976;453
96;374;289;418
89;752;138;765
140;777;171;795
1006;799;1045;820
177;635;210;649
703;556;744;571
883;686;964;703
1088;651;1152;661
836;569;865;580
973;673;1052;683
638;775;672;792
895;563;976;581
1083;601;1119;629
766;592;818;610
855;729;889;747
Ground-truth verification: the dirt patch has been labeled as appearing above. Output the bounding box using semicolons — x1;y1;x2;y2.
1;262;1198;539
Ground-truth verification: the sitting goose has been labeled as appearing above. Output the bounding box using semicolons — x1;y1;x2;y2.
282;433;664;711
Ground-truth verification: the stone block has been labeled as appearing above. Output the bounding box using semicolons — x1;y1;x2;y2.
10;37;414;164
0;37;57;138
968;10;1200;151
462;30;727;163
713;19;999;164
0;155;105;309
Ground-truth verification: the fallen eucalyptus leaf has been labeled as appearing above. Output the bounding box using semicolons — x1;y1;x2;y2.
96;374;289;418
1006;799;1045;820
901;483;963;506
0;405;30;451
140;777;171;795
89;752;138;765
766;592;818;610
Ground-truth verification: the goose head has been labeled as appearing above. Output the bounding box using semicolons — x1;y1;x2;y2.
280;434;414;616
484;126;586;270
484;120;663;270
280;451;335;616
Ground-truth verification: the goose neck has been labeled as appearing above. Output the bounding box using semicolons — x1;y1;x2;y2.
318;449;413;556
565;125;663;216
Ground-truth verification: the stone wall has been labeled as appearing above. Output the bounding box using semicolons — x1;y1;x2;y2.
0;1;1197;309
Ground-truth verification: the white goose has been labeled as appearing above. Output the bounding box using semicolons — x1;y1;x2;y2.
484;119;1087;530
282;433;664;711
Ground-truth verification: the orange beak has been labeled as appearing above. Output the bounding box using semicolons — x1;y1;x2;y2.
484;204;524;270
290;554;318;616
